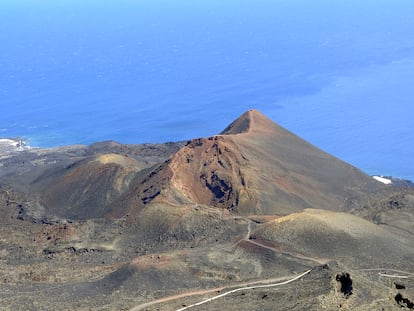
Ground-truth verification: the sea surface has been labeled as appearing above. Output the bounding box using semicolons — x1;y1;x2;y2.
0;0;413;180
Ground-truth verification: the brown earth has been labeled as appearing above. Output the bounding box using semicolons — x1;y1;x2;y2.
122;110;384;219
0;110;413;310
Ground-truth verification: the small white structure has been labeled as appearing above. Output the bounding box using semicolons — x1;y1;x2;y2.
373;176;393;185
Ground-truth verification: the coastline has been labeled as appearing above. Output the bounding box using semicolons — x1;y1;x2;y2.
0;136;412;186
0;138;30;153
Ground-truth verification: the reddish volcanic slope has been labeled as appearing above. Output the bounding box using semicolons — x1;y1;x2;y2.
127;110;383;216
38;154;145;219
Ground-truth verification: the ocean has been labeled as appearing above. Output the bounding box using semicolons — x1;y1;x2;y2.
0;0;413;180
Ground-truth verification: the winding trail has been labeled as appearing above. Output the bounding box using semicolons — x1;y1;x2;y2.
358;268;414;279
240;218;328;265
176;269;312;311
129;217;324;311
245;219;252;240
129;269;312;311
245;238;327;265
378;273;409;279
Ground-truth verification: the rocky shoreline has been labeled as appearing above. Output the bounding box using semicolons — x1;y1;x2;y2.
0;137;28;151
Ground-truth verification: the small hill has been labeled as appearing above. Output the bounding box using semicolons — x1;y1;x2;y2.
251;208;414;268
37;154;145;219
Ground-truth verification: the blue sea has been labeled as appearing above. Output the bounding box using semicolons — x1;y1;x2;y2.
1;0;413;180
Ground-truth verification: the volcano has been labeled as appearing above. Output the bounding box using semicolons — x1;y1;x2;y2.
127;109;382;216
